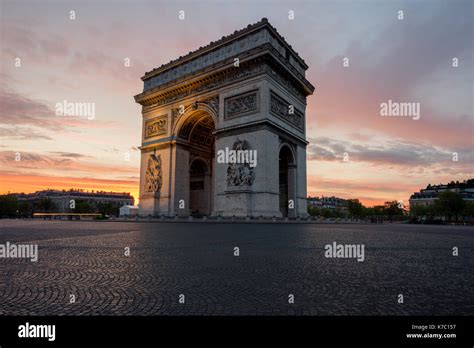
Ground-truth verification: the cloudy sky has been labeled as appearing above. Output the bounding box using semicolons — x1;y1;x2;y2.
0;0;472;206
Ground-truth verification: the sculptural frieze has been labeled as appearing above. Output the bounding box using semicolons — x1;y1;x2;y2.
145;154;162;193
225;90;258;119
226;139;255;187
145;116;167;138
270;91;303;130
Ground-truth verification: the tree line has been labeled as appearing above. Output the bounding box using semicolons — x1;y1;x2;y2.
0;195;120;218
307;199;404;221
308;191;474;223
409;191;474;223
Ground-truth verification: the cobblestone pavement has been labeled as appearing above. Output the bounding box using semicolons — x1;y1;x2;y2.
0;220;472;315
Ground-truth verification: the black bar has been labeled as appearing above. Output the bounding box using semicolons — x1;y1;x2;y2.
0;316;472;346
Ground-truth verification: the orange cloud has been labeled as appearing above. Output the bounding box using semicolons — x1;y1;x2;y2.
307;176;421;207
0;172;139;204
0;151;139;177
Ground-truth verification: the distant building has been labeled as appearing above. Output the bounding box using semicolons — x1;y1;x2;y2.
119;205;139;217
15;189;134;212
409;180;474;207
308;196;348;213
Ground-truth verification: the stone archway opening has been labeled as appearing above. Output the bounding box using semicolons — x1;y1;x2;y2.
177;111;215;216
279;145;296;217
189;158;211;216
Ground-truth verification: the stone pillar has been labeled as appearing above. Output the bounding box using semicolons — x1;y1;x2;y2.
296;144;309;218
173;144;190;216
288;164;297;218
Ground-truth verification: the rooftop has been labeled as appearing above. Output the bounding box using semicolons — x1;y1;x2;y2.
142;18;308;82
15;189;133;198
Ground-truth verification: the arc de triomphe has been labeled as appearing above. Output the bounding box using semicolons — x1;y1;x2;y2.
134;18;314;218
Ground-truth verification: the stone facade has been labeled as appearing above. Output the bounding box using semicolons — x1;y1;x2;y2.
134;18;314;217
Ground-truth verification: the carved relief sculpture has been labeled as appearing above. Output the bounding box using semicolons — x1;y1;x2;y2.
202;95;219;116
270;91;303;130
225;90;258;118
226;139;255;187
145;154;162;193
145;116;167;138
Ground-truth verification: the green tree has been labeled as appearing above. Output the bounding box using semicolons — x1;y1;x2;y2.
461;201;474;221
74;200;93;213
425;202;441;220
0;195;19;218
436;191;465;221
373;205;385;216
36;198;56;213
96;202;119;216
383;201;404;221
321;208;332;218
410;204;427;220
307;205;320;217
18;201;31;217
347;199;364;218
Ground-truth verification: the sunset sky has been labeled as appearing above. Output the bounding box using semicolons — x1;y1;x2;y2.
0;0;472;206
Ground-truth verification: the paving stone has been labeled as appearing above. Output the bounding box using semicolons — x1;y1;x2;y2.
0;220;472;315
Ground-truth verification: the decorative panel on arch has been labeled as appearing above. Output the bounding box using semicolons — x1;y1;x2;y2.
145;115;167;138
224;89;259;119
269;91;303;131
